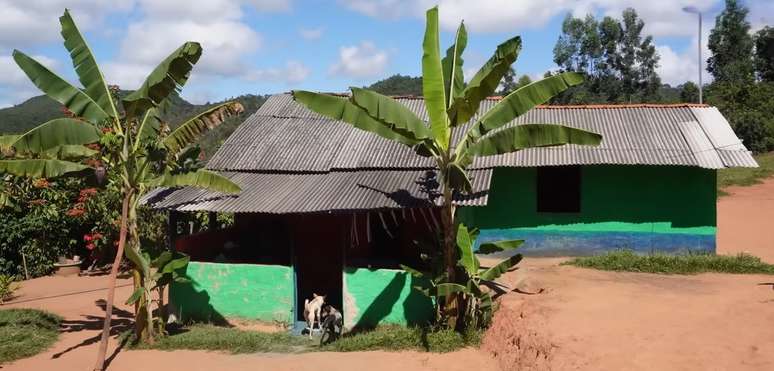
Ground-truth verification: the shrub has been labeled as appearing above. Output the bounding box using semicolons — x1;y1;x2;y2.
0;274;17;304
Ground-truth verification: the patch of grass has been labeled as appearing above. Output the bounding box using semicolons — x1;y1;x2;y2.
325;325;481;353
563;250;774;275
718;151;774;196
131;324;314;353
130;324;480;354
0;309;61;364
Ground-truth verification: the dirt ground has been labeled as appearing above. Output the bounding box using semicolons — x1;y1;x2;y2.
2;178;774;371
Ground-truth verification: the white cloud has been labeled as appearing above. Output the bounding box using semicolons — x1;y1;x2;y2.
299;27;325;40
243;60;310;84
247;0;293;12
330;41;389;78
0;0;134;48
0;54;59;108
656;26;712;86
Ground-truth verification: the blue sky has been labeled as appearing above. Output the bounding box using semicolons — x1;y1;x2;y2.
1;0;772;107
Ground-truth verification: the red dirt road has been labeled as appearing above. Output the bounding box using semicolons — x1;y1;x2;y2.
718;177;774;263
2;178;774;370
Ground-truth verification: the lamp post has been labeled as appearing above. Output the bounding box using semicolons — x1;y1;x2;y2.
683;6;703;104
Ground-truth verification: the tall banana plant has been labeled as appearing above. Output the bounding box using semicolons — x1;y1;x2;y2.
2;9;243;370
293;7;602;329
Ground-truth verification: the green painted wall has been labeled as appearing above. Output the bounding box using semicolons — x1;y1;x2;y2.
458;165;717;254
170;262;293;323
343;267;433;328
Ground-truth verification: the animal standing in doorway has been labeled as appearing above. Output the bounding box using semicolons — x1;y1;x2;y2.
303;293;325;338
319;304;344;345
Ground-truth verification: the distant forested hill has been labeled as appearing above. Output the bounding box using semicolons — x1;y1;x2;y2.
0;93;267;159
367;74;423;96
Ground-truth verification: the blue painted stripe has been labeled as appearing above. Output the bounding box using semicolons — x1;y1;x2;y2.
475;229;715;257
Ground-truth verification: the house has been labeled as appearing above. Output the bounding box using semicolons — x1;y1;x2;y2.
143;93;757;328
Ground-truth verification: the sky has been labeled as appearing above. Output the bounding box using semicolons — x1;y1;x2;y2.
1;0;773;108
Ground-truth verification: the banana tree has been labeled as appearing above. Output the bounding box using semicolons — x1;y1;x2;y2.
293;6;602;328
3;9;243;370
403;223;523;329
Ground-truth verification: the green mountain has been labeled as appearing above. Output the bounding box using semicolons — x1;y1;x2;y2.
0;93;267;159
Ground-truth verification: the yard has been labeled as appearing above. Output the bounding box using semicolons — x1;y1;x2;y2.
1;174;773;370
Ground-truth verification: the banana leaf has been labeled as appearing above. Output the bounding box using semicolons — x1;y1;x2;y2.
151;169;241;194
13;50;109;124
292;91;421;146
43;145;98;160
60;9;117;118
125;246;151;277
441;22;467;108
456;223;479;274
125;287;144;306
436;283;468;296
450;36;521;126
163;101;243;155
466;124;602;157
11;118;100;154
349;87;430;140
421;6;450;148
0;135;20;153
463;72;584;146
480;254;523;281
123;42;202;116
400;264;426;279
447;162;472;194
0;159;89;178
478;239;524;254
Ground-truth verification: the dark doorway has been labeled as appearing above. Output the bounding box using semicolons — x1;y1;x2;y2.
291;214;345;321
537;165;582;213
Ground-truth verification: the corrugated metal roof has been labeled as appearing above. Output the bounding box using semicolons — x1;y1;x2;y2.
142;169;492;214
207;93;757;171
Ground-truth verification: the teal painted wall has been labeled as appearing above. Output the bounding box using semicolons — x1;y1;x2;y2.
458;165;717;255
170;262;293;323
343;267;433;328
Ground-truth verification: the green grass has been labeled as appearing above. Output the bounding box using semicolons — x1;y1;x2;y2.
563;250;774;275
0;309;61;364
717;151;774;196
130;324;480;354
325;325;480;353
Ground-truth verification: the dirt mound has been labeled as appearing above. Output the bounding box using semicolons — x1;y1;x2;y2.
482;299;555;371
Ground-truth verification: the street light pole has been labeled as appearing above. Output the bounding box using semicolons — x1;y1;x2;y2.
683;6;703;104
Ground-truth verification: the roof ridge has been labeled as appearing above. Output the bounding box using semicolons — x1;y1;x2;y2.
280;92;709;108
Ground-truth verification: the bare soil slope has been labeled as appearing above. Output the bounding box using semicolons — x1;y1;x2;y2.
718;177;774;263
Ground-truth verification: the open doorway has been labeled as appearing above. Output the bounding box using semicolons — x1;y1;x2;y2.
291;214;345;323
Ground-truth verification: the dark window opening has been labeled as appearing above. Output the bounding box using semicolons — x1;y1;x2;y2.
537;166;581;213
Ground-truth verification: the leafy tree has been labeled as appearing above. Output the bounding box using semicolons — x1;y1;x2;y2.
552;9;661;103
0;10;243;370
293;7;602;330
754;26;774;82
707;0;755;84
680;82;700;103
367;74;423;96
498;68;533;95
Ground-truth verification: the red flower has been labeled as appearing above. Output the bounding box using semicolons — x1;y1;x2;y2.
86;143;101;151
83;234;93;241
86;243;96;250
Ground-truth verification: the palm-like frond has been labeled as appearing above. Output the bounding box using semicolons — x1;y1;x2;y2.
163;101;244;155
422;6;450;148
60;9;118;119
0;159;89;178
12;50;109;124
151;169;241;194
10;118;100;154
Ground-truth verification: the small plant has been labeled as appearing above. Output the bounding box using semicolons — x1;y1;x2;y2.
0;274;17;304
402;223;522;330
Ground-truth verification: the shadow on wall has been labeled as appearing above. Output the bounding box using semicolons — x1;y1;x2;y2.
169;274;230;326
354;271;433;328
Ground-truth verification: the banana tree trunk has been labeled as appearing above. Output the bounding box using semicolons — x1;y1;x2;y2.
440;184;460;329
93;190;132;371
127;199;155;344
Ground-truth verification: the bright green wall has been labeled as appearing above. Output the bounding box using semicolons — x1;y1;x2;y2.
343;267;433;328
170;262;293;323
457;165;717;254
